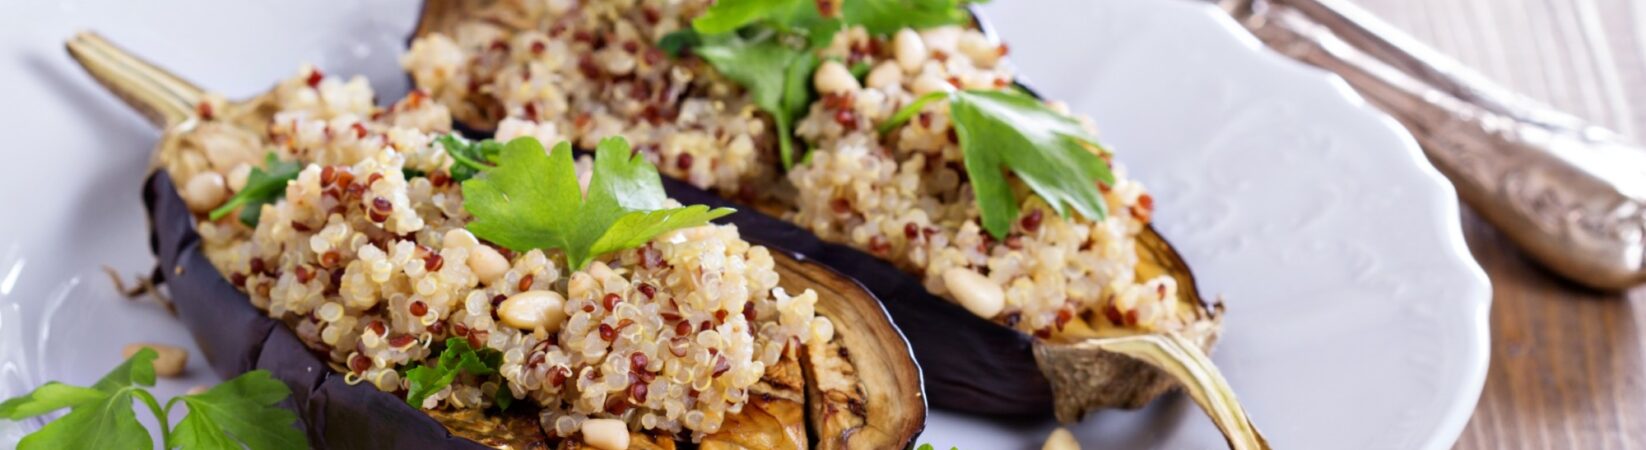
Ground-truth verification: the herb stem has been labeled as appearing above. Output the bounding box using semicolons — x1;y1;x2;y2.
447;148;495;173
207;197;249;221
878;91;950;135
133;389;171;447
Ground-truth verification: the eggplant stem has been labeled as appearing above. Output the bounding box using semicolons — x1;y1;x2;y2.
65;31;206;129
1087;332;1270;450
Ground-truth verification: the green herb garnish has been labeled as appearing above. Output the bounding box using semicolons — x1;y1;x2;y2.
0;348;304;450
668;0;975;169
437;134;504;182
882;89;1115;239
404;338;504;408
842;0;972;35
209;153;301;227
691;32;820;168
461;136;735;270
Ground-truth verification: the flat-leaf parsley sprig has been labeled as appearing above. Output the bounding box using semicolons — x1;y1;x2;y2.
662;0;976;169
881;89;1116;239
460;136;735;270
0;348;305;450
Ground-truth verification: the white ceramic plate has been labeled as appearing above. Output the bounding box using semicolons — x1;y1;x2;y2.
0;0;1490;448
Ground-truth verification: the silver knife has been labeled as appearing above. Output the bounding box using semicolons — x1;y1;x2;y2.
1211;0;1646;290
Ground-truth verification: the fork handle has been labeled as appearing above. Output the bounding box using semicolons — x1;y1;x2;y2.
1228;0;1646;290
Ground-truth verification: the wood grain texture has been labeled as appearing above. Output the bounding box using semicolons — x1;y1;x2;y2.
1349;0;1646;448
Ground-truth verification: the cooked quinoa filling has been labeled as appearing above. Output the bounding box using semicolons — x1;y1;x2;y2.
403;3;1190;337
790;26;1183;337
402;0;776;200
171;67;833;441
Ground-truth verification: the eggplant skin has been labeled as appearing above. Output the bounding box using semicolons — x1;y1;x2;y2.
146;172;495;450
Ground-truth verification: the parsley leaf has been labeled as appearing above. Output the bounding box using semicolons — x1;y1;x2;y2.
462;137;734;270
842;0;971;35
1;348;159;450
404;338;504;408
672;0;975;169
0;350;306;450
692;32;817;168
658;29;703;57
168;370;303;450
883;90;1114;239
437;134;503;182
209;153;302;226
691;0;808;34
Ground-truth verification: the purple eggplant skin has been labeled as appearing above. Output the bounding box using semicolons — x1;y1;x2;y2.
146;172;498;450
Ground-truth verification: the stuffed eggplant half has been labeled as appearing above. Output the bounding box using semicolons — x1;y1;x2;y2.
405;0;1264;447
70;33;924;449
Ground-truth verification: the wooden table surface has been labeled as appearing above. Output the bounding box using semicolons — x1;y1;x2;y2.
1348;0;1646;447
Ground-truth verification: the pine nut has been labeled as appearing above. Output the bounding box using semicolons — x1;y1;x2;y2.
866;62;902;89
942;267;1004;319
469;245;510;285
443;228;479;250
813;60;860;95
1042;427;1081;450
498;290;568;332
581;418;630;450
958;32;1001;67
182;172;227;213
226;163;252;192
912;74;954;96
894;29;926;72
123;343;188;378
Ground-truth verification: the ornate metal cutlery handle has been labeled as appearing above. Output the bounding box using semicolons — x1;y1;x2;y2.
1220;0;1646;290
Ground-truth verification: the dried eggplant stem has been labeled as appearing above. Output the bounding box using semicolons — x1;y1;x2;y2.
1061;333;1268;450
66;32;205;129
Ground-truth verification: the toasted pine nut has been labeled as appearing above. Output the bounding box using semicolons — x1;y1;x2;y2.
942;268;1005;319
182;172;227;213
894;29;927;72
499;290;568;332
442;228;479;250
958;31;1001;67
1042;427;1081;450
123;343;188;378
581;418;630;450
469;245;510;285
814;60;861;95
226;163;252;192
866;62;902;90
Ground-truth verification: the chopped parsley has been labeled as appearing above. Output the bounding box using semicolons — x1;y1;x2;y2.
461;136;735;270
0;348;304;450
404;338;504;408
209;152;301;227
882;89;1115;239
